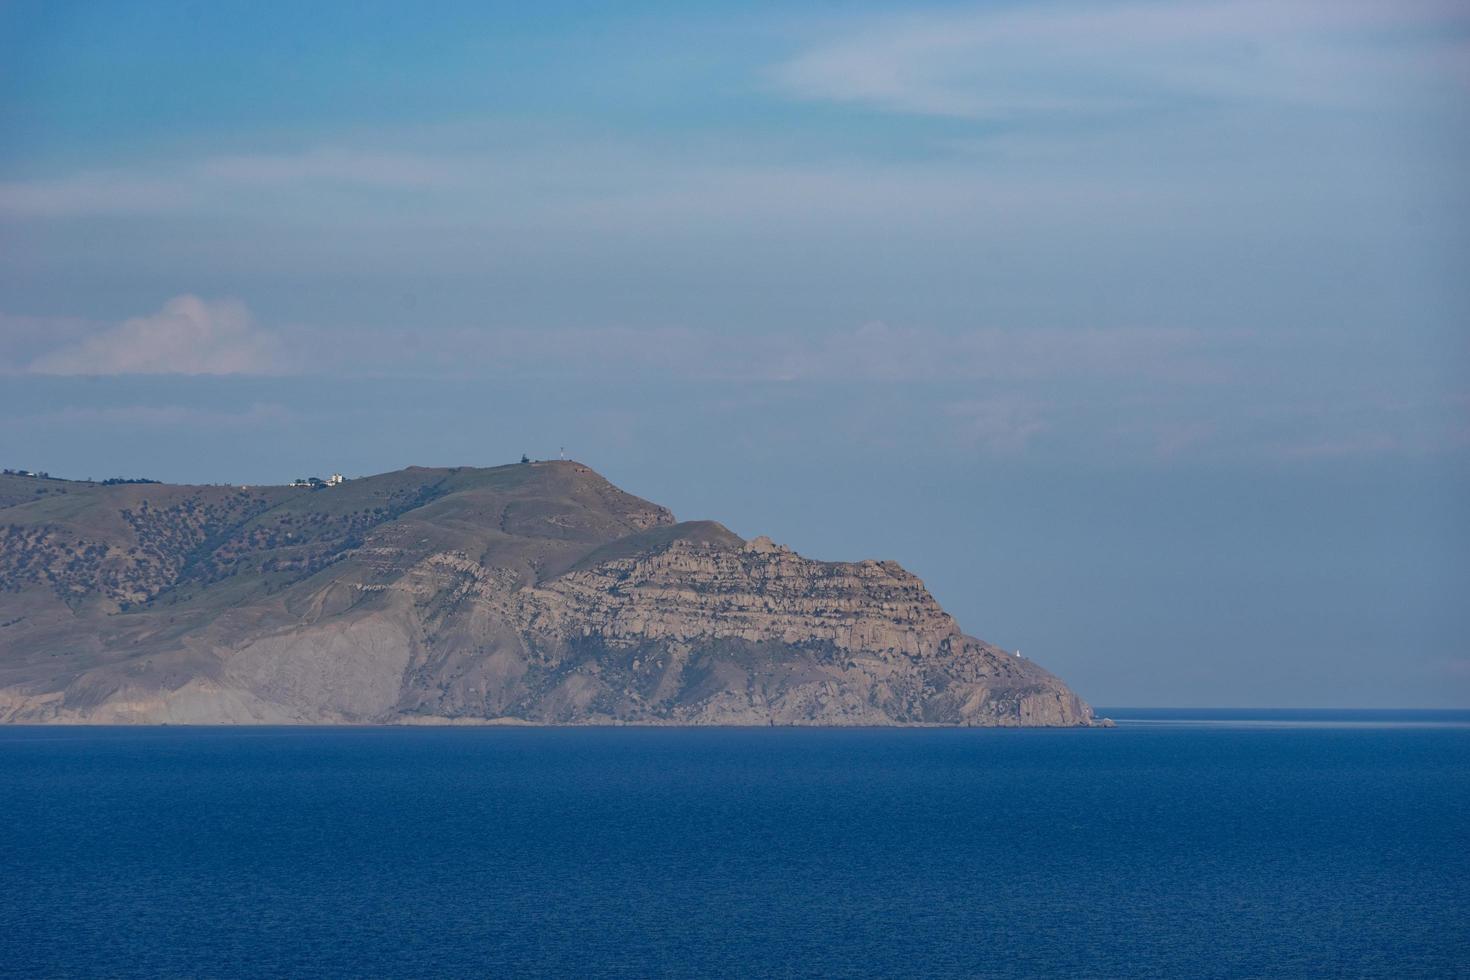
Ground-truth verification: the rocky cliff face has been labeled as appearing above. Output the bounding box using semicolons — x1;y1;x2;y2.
0;462;1100;726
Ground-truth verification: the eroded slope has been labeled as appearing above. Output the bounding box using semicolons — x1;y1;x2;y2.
0;462;1098;726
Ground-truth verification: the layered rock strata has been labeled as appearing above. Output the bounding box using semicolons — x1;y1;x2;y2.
0;462;1100;726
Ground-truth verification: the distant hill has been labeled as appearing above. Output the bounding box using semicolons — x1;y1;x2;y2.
0;462;1100;725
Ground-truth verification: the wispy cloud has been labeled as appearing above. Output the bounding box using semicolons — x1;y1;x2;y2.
289;319;1229;386
757;322;1224;384
0;148;1185;227
198;148;463;189
945;397;1051;452
0;148;465;217
0;172;194;217
0;312;105;373
9;296;1462;461
772;0;1470;120
28;295;290;376
5;403;295;430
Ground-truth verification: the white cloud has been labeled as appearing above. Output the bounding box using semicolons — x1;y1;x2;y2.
772;0;1470;120
28;295;289;376
0;172;192;217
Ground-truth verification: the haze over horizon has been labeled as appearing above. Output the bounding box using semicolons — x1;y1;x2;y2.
1;0;1466;708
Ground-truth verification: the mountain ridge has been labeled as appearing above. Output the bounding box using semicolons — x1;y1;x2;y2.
0;461;1102;726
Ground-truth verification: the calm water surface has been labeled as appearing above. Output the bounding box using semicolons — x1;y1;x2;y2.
2;712;1467;978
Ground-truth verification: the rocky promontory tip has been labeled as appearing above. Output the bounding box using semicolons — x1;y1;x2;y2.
0;461;1101;726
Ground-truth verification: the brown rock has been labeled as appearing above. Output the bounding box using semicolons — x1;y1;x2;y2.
0;462;1101;726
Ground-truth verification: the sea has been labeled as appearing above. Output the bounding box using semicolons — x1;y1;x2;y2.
2;711;1467;979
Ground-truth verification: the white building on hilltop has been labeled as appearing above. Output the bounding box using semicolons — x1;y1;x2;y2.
289;474;345;489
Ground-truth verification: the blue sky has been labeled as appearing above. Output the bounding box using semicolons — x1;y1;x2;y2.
1;0;1467;706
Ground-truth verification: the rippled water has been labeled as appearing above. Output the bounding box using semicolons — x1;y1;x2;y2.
2;712;1467;978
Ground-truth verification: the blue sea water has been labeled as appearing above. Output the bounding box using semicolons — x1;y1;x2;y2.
2;712;1467;978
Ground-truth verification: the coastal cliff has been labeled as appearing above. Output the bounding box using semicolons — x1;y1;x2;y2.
0;462;1099;726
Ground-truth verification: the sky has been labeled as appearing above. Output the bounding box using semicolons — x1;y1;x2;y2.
1;0;1466;707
